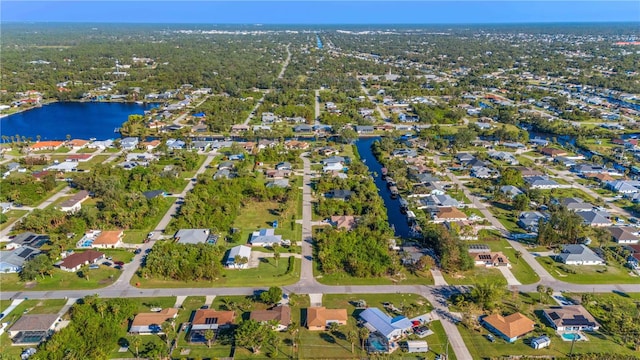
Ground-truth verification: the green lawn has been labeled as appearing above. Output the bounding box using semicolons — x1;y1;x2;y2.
75;154;110;170
132;257;300;288
0;209;29;231
101;249;135;263
231;197;302;245
315;268;435;286
323;293;433;320
76;147;97;153
536;256;639;284
442;266;506;286
489;202;526;234
0;266;122;291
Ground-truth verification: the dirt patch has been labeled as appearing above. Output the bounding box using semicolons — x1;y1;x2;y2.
24;281;37;289
99;279;114;284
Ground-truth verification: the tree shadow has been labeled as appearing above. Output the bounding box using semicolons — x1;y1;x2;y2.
117;337;129;347
320;333;335;344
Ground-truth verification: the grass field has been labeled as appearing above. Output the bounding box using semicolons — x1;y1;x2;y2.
315;268;435;286
0;266;121;291
0;209;29;231
442;266;506;286
231;197;302;245
132;257;300;288
75;154;110;170
536;256;639;284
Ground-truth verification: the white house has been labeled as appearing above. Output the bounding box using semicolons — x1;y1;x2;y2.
225;245;252;269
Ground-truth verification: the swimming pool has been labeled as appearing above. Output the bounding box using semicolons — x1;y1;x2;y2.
561;333;583;341
369;338;387;352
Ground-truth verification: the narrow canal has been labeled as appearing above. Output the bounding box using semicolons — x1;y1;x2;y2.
355;137;412;238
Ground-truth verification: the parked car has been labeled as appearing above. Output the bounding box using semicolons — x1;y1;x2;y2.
134;248;142;254
102;261;112;266
114;265;122;270
485;334;495;343
89;264;100;270
114;261;125;266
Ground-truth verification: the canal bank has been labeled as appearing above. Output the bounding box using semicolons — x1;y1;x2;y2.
355;137;413;238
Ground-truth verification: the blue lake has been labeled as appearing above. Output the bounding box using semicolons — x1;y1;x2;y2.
1;102;154;141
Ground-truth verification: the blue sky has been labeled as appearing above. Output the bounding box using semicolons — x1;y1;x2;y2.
2;1;639;24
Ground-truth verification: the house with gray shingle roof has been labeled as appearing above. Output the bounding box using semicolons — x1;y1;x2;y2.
555;244;604;265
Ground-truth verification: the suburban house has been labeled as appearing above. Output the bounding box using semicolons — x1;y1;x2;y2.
58;250;105;272
275;162;292;171
576;211;612;227
8;314;60;345
28;141;64;152
120;137;139;150
481;312;535;343
555;244;605;265
542;306;600;332
67;139;89;149
4;232;49;250
66;154;92;162
359;307;412;344
355;125;374;134
517;211;548;232
129;308;179;334
0;246;42;273
473;252;511;268
525;176;561;189
266;179;290;188
500;185;524;199
325;189;353;201
606;180;640;194
189;309;235;342
608;226;639;244
323;162;345;172
250;305;291;331
143;190;165;200
174;229;213;245
539;147;567;158
329;215;358;230
214;169;233;180
419;194;461;209
0;202;11;213
530;335;551;350
265;169;291;179
225;245;252;269
306;307;348;331
432;207;468;223
249;228;283;247
558;197;594;212
91;230;124;249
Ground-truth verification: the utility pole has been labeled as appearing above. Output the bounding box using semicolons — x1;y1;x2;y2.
569;335;577;357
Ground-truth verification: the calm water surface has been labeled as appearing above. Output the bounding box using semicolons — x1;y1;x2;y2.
1;102;153;140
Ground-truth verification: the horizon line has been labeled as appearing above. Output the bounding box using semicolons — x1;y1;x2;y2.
3;20;639;25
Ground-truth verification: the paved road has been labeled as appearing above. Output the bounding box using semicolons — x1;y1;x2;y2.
0;186;73;239
242;44;291;127
172;94;211;126
297;153;318;288
360;81;387;119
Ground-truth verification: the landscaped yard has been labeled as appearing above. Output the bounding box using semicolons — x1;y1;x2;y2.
459;320;636;359
0;266;122;291
132;257;300;288
536;256;639;284
468;236;540;284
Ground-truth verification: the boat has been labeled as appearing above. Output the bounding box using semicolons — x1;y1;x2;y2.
389;186;399;199
135;101;144;105
381;167;388;178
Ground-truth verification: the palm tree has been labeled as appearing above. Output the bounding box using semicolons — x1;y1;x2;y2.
347;330;358;353
546;286;554;302
358;326;369;351
273;249;281;267
129;336;142;359
537;284;546;304
204;329;215;348
36;135;41;143
514;250;522;264
161;320;173;347
66;134;71;142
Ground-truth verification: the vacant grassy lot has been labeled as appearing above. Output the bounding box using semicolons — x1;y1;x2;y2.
231;196;302;245
75;154;110;170
315;267;435;286
0;209;28;231
0;266;121;291
133;257;300;288
536;256;639;284
442;266;506;286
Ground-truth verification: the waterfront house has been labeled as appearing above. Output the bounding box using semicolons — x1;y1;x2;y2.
481;312;535;343
306;307;348;331
542;306;599;332
29;141;63;152
432;207;467;223
129;308;178;334
355;125;374;134
294;124;313;133
555;244;604;265
120;137;139;150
